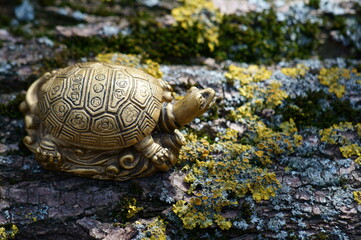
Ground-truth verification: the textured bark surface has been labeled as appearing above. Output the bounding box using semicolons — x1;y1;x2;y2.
0;0;361;239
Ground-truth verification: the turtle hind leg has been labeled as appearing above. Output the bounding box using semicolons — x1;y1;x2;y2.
36;136;62;167
134;135;175;171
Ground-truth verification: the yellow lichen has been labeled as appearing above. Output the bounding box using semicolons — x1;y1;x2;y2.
280;118;298;134
126;198;143;218
281;64;309;78
249;172;279;202
143;59;163;79
319;122;355;145
173;120;303;229
318;67;351;98
340;144;361;164
266;81;289;108
320;123;361;164
354;191;361;204
0;224;18;240
226;65;287;122
293;134;303;147
25;213;37;222
173;200;213;229
96;52;163;78
340;144;361;158
214;214;232;230
138;218;167;240
172;64;308;230
221;128;239;141
225;64;272;85
171;0;222;52
178;133;212;166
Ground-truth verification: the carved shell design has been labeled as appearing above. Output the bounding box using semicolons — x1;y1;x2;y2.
36;62;164;150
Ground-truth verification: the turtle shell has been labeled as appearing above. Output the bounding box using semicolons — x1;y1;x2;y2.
36;62;164;150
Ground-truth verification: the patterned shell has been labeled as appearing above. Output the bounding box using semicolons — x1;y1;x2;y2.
36;62;164;150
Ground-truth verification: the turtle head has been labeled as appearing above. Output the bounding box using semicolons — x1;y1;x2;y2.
173;86;216;127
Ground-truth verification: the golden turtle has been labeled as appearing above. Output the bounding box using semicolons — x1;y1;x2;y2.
21;62;215;180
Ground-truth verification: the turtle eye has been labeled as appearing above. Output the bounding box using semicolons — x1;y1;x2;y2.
201;91;209;100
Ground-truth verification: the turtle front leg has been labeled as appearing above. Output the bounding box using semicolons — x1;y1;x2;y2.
153;130;186;166
134;135;175;171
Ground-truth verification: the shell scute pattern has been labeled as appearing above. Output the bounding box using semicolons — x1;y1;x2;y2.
37;62;163;150
109;68;133;112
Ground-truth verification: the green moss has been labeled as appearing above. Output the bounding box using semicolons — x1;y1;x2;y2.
59;20;210;64
319;13;360;57
216;9;320;63
121;15;210;63
239;202;253;223
0;93;25;119
322;15;347;31
0;15;11;28
2;0;358;64
309;232;330;240
57;1;115;17
338;176;349;188
286;234;298;240
55;4;216;63
307;0;320;9
8;26;32;39
55;5;354;64
16;0;354;64
278;91;361;130
41;11;86;27
37;0;56;6
60;35;115;59
25;45;75;76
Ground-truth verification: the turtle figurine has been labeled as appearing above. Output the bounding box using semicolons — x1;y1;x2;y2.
20;62;216;180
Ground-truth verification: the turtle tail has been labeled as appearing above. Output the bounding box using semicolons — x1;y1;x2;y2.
21;72;52;115
21;71;54;133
